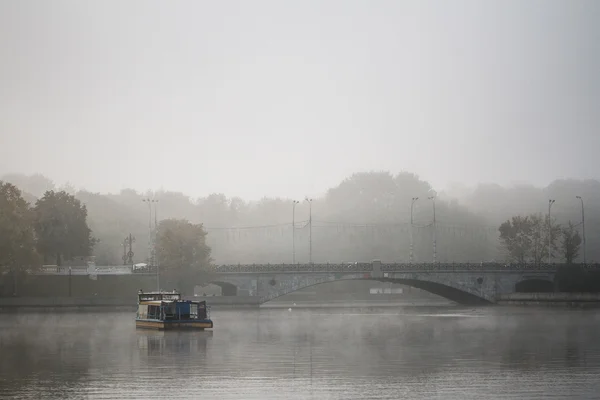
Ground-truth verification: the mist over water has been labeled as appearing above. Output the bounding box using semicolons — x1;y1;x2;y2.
1;1;600;398
1;307;600;399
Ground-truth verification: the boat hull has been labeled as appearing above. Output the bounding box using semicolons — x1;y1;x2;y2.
136;319;213;331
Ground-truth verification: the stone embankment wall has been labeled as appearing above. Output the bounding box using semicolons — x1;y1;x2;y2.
0;295;260;309
498;292;600;307
0;274;158;298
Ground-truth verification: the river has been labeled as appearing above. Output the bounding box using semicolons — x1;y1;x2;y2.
1;306;599;399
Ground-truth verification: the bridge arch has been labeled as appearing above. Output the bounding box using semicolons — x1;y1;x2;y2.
209;281;238;296
260;277;492;305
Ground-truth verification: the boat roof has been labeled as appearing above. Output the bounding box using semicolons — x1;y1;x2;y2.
139;291;180;294
139;300;175;305
139;299;206;305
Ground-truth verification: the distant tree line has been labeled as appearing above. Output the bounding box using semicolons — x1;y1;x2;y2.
2;171;598;269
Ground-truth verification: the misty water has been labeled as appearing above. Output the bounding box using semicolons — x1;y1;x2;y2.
1;306;600;399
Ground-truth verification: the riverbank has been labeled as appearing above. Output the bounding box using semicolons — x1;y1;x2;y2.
497;292;600;308
3;293;600;311
0;295;261;311
262;299;453;309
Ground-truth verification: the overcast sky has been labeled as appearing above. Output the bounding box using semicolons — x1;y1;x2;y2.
1;0;598;200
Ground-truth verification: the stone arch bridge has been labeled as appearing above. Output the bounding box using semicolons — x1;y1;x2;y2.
206;261;558;305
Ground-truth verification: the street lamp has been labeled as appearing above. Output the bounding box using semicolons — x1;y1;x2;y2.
142;198;159;290
428;196;437;263
292;200;300;264
153;199;159;230
576;196;586;264
548;199;555;263
305;197;313;264
410;197;419;263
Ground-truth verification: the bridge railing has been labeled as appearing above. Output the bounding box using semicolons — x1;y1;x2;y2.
210;263;373;273
381;263;558;272
36;265;135;275
209;262;600;273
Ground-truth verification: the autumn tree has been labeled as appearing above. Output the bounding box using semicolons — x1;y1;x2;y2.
561;221;582;264
155;219;212;292
499;216;533;263
33;191;96;266
0;182;40;272
499;213;561;264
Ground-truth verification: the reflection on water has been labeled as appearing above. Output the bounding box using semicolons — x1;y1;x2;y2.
1;307;600;399
136;330;213;357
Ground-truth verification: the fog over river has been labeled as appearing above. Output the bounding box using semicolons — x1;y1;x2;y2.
1;307;600;399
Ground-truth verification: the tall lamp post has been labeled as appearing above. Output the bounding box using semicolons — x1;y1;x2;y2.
292;200;299;264
153;199;159;288
305;197;313;264
410;197;419;263
428;196;437;263
576;196;586;264
548;199;555;263
143;198;159;290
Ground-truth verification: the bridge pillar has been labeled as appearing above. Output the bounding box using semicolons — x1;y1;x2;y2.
372;259;382;278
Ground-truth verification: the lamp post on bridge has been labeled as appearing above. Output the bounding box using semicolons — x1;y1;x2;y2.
305;197;313;264
410;197;419;263
548;199;555;263
292;200;299;264
428;196;437;264
142;197;159;290
576;196;586;265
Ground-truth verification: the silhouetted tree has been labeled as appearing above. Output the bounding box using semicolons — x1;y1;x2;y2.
33;191;96;265
156;219;212;291
561;221;582;264
499;214;561;264
0;182;40;272
499;216;534;263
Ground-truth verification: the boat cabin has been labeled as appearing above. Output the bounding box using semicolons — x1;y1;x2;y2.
137;290;209;321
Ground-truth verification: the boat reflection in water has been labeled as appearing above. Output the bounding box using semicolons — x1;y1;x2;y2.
136;330;213;357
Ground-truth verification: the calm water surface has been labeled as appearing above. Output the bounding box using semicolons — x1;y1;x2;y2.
1;306;600;399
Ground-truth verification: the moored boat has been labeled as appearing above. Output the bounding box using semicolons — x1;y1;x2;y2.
135;290;213;330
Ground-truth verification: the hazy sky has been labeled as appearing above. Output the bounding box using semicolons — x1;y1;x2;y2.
1;0;599;200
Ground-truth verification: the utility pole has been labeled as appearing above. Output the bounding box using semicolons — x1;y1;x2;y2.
154;200;159;230
305;198;313;264
428;196;437;263
410;197;419;263
576;196;586;264
123;234;135;265
292;200;299;264
548;199;555;263
127;233;135;264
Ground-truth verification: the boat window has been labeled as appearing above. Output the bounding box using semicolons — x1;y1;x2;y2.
147;305;160;319
137;304;148;319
